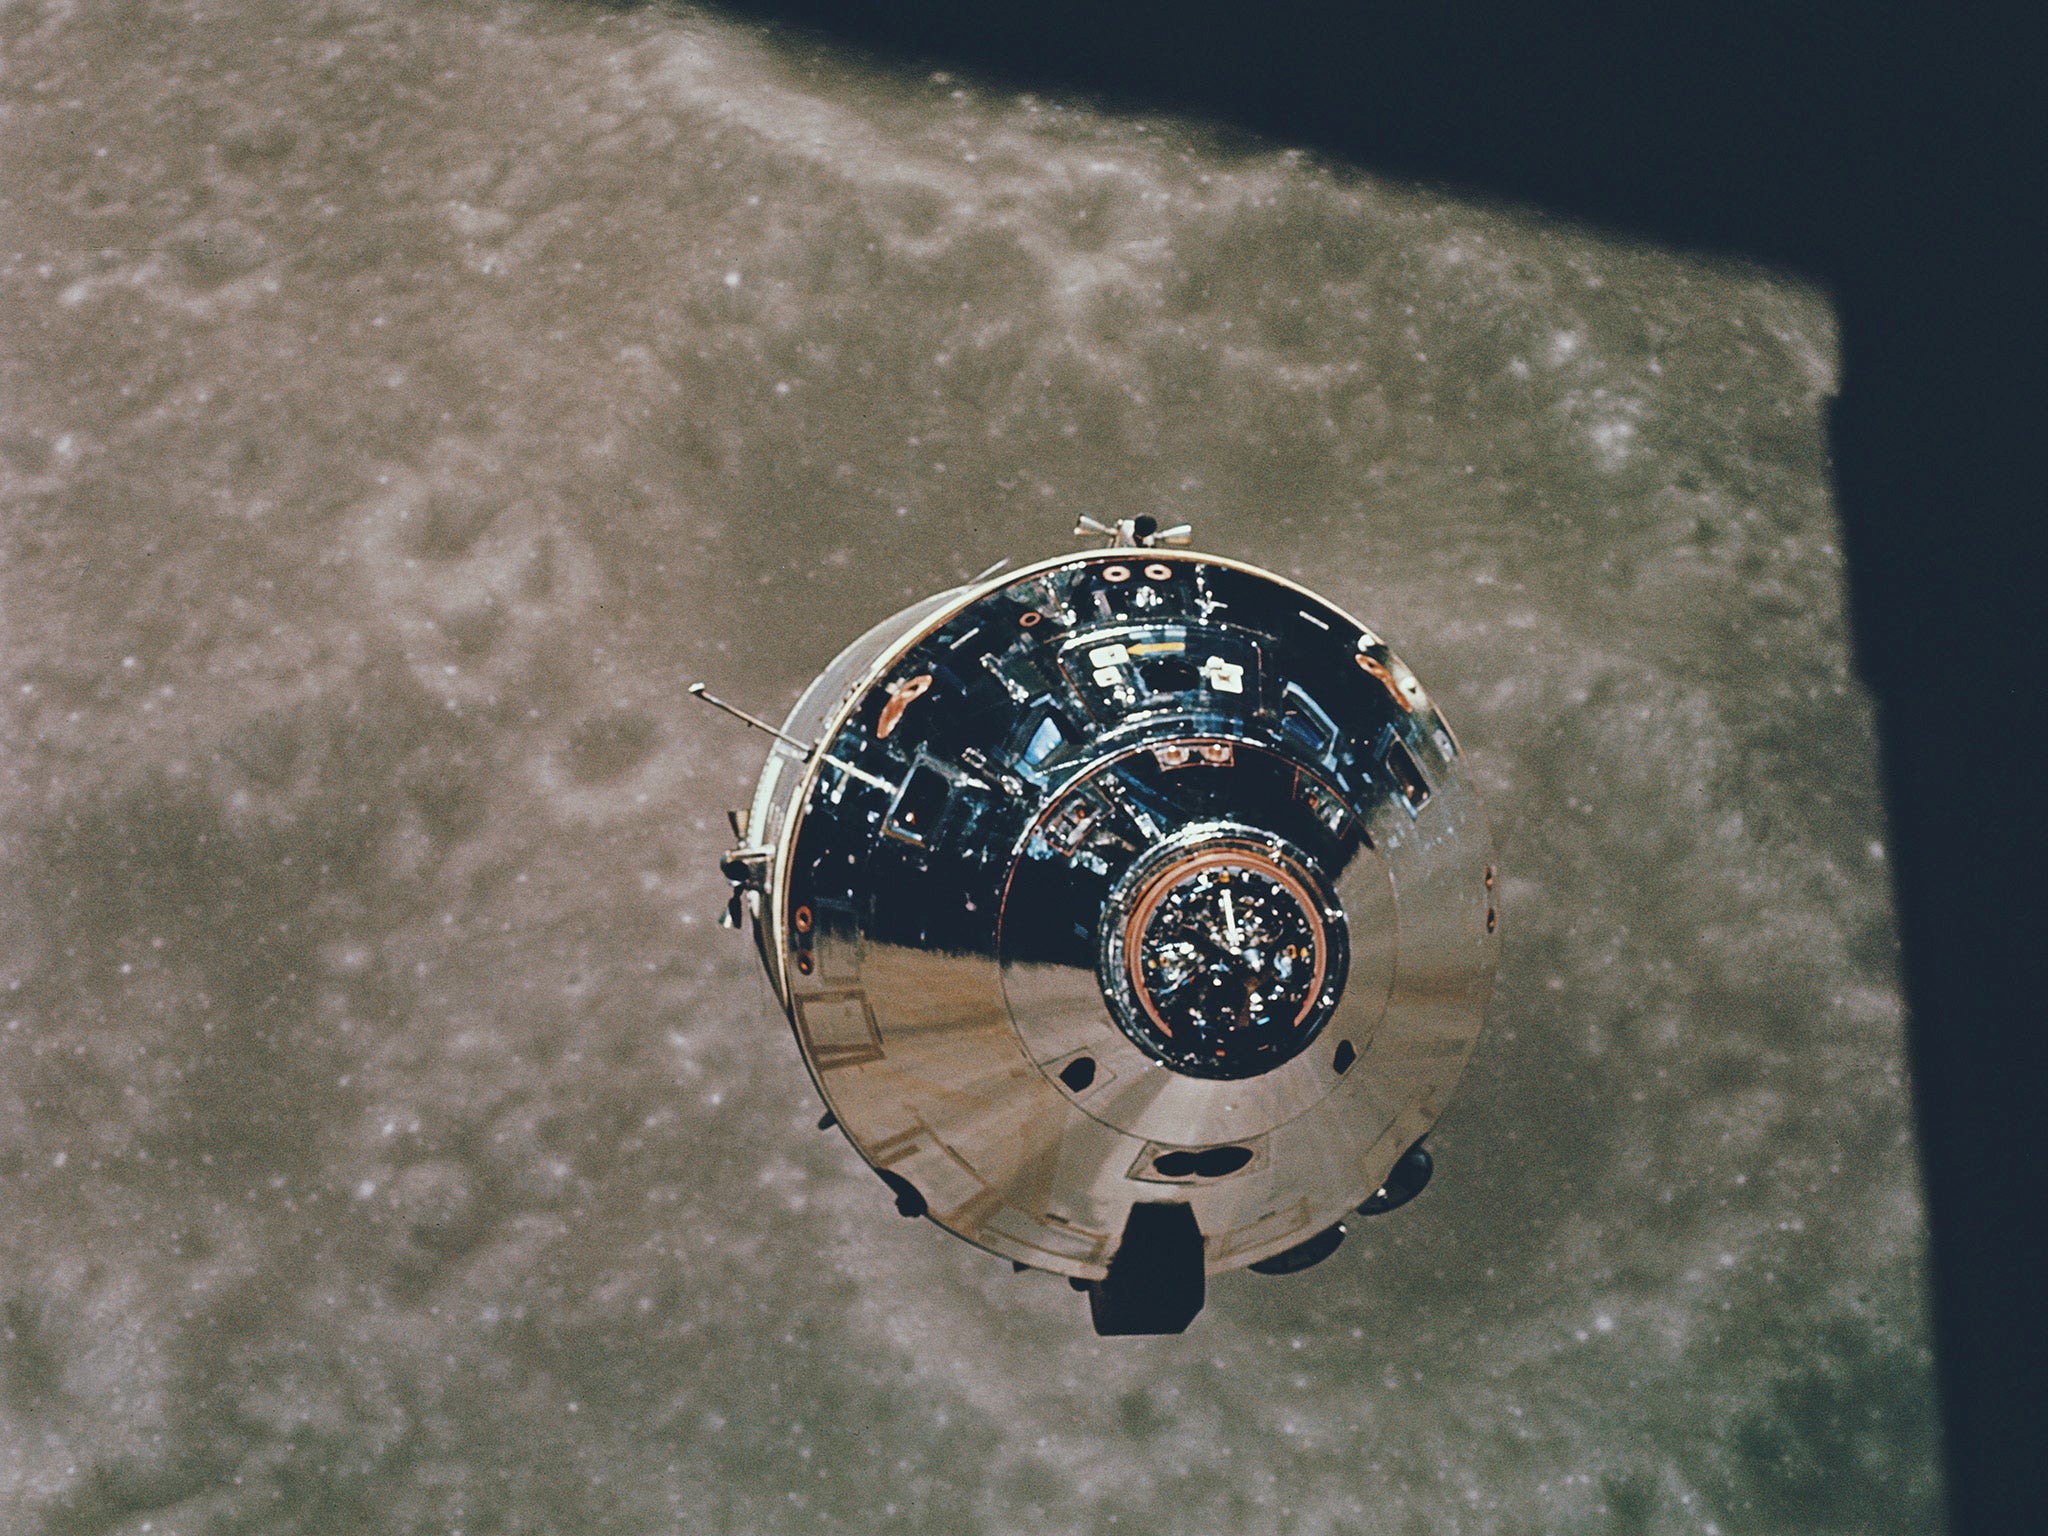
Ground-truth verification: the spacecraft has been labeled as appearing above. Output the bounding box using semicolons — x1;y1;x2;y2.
707;517;1497;1334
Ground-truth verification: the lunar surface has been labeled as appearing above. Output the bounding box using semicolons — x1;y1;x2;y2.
0;2;1940;1532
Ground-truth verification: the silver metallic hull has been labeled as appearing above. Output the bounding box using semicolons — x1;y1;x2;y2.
723;545;1497;1330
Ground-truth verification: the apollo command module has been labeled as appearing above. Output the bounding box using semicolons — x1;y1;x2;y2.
705;516;1498;1334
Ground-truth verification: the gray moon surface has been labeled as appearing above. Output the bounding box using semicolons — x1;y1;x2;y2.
0;2;1940;1532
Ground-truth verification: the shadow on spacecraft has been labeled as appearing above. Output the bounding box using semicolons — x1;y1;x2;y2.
706;518;1497;1334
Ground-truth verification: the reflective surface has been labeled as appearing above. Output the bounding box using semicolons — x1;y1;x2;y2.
744;549;1496;1278
1111;828;1340;1077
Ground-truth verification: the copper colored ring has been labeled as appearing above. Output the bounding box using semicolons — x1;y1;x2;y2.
1121;843;1329;1041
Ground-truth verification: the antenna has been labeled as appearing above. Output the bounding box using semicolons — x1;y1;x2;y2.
1074;514;1194;549
687;683;895;792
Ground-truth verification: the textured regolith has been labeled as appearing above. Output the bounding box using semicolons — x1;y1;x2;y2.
0;2;1936;1532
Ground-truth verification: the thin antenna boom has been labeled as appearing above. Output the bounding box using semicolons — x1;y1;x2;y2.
688;682;813;753
688;683;895;792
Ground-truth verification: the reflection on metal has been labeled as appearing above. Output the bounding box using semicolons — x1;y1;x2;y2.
714;529;1498;1333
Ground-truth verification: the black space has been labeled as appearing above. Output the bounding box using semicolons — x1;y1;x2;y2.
702;3;2043;1527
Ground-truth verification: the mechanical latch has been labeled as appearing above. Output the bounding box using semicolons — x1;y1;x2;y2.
718;844;770;929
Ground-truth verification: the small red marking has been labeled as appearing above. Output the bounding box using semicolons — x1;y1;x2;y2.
1356;653;1411;712
876;673;933;739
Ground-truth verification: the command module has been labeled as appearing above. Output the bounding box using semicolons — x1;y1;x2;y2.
711;518;1497;1334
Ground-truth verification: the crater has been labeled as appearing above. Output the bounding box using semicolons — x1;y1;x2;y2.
565;709;659;783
